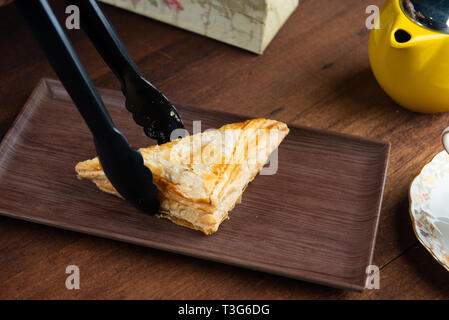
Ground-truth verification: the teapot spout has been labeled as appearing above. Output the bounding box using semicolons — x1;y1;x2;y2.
390;29;412;47
390;27;446;49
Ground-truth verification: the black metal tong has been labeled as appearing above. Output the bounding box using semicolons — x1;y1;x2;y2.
15;0;184;213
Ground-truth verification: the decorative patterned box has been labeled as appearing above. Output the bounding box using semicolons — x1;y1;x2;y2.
99;0;299;54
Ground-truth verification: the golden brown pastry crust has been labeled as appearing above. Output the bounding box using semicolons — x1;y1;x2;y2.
75;118;289;234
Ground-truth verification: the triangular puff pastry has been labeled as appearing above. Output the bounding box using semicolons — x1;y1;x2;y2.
75;118;289;234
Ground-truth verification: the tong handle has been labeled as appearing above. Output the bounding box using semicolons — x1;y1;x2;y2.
16;0;160;213
16;0;115;138
65;0;184;145
65;0;141;86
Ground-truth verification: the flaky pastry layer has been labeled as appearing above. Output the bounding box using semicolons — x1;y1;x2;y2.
75;118;289;234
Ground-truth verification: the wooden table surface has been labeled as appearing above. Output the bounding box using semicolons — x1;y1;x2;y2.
1;0;449;300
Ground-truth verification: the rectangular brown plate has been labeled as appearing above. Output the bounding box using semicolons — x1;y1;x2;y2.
0;79;389;291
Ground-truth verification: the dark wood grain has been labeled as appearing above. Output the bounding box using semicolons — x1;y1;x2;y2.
0;79;389;291
1;0;449;299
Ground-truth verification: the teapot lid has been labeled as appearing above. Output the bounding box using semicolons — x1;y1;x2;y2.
401;0;449;34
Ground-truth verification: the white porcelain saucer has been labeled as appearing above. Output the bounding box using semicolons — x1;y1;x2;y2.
410;151;449;271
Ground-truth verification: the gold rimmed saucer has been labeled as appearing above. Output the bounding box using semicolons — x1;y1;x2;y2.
410;151;449;271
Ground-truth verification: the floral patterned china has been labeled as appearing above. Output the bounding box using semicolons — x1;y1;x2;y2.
410;150;449;271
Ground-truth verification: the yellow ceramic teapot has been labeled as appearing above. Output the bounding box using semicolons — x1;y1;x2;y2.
369;0;449;113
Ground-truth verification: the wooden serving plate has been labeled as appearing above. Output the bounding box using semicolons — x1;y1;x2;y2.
0;79;389;291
